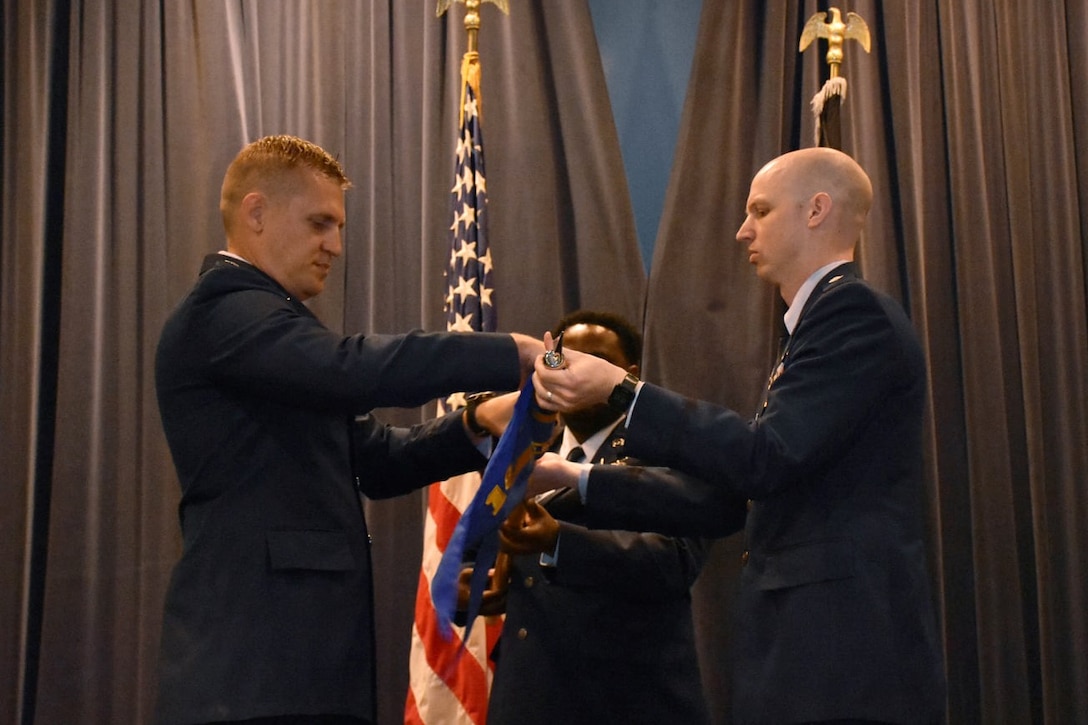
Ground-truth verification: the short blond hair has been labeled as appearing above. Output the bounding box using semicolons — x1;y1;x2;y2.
220;135;351;231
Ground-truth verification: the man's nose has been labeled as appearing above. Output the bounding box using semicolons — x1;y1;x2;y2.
325;231;343;257
736;218;752;243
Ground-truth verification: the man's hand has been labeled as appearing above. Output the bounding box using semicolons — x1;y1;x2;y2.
499;499;560;556
533;330;626;411
456;558;510;617
510;332;546;384
471;391;519;438
525;451;580;498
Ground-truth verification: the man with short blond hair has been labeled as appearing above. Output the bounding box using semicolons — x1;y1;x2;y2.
154;134;541;725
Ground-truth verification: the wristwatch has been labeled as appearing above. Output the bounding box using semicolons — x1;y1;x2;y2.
606;373;640;413
464;391;496;436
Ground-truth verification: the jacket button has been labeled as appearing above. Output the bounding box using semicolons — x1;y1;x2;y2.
524;576;535;588
517;628;528;640
741;550;750;566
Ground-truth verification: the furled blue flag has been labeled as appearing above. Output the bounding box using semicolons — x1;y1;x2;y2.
431;379;557;640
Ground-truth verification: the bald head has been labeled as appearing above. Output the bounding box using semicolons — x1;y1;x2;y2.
736;148;874;303
757;147;872;249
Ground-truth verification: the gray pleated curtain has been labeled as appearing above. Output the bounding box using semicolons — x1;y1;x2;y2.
2;1;1085;723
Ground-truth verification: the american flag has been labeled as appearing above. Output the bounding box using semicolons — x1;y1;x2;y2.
405;79;501;725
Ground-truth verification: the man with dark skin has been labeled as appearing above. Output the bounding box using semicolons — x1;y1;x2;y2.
469;310;714;725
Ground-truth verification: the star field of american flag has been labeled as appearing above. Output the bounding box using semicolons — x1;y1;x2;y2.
444;83;495;355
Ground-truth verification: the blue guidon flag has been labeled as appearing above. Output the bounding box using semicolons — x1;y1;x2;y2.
431;380;556;640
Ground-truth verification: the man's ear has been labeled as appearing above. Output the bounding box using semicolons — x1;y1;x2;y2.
807;191;832;228
240;191;265;233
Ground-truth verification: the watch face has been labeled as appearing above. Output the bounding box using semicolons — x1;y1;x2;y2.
608;380;636;411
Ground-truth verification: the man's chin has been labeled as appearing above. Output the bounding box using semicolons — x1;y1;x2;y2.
306;277;327;297
562;405;621;433
295;284;322;302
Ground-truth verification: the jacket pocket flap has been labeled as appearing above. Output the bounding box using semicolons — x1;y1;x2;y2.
267;529;356;571
757;539;854;591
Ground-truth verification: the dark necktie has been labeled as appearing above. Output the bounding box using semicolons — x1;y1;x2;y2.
566;446;585;463
777;332;791;361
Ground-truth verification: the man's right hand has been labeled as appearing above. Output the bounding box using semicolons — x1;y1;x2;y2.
471;391;519;438
457;559;509;617
499;499;560;556
510;332;545;384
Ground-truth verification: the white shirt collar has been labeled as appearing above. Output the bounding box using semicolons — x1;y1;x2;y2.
219;250;252;265
783;260;851;334
559;418;623;463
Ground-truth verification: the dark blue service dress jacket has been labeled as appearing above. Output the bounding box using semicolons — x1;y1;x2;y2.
584;264;946;724
154;254;520;724
487;426;715;725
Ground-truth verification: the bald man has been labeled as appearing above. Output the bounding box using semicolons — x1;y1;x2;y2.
529;148;946;724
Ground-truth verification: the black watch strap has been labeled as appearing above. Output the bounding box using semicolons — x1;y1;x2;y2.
464;391;496;436
606;373;640;412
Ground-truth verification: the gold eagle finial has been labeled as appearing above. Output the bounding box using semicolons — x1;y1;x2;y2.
799;7;871;78
437;0;509;54
437;0;510;19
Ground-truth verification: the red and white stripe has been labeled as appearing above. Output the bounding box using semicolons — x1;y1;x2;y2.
405;472;503;725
